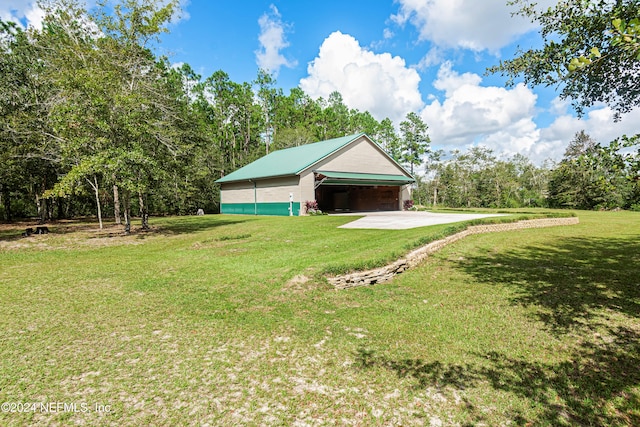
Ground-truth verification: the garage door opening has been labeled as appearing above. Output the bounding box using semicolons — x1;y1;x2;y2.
316;185;400;212
313;171;414;213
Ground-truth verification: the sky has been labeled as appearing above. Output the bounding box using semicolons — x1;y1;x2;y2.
3;0;639;165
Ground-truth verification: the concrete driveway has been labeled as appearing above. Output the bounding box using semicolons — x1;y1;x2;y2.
335;211;506;230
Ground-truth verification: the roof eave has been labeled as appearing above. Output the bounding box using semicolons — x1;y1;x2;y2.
216;172;298;184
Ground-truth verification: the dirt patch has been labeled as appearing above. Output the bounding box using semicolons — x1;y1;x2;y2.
0;220;154;251
282;274;330;294
284;274;310;289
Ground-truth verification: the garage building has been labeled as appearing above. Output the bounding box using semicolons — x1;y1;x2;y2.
216;133;415;216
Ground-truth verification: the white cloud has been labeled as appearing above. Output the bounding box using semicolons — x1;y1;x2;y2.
481;119;544;159
391;0;555;53
431;61;481;94
422;62;537;142
420;63;640;165
415;47;445;70
540;104;640;159
23;2;45;29
300;31;424;123
421;62;546;160
255;4;296;75
0;0;44;29
384;0;640;165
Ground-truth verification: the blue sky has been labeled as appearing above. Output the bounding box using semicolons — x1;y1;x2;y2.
161;1;417;88
3;0;639;164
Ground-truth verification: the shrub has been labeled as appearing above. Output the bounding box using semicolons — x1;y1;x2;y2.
304;200;325;215
403;199;414;210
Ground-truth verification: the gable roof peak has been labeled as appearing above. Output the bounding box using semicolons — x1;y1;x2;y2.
216;133;367;183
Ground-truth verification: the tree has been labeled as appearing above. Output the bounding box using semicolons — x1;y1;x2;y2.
34;1;112;228
511;153;550;207
35;0;186;230
373;118;401;162
271;127;315;151
490;0;640;119
548;131;632;209
349;110;379;136
564;129;598;159
254;69;281;154
425;147;551;209
203;70;263;174
321;91;351;139
163;63;222;214
0;19;62;221
624;135;640;208
399;112;430;175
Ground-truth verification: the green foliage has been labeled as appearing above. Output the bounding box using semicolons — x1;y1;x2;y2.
612;17;640;60
491;0;640;119
373;118;401;162
422;131;637;212
399;112;430;175
418;147;550;209
548;131;638;209
0;16;62;221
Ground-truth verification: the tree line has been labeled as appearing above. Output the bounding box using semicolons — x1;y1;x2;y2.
1;0;639;228
414;131;640;211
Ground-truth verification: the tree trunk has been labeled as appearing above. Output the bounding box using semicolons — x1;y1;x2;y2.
138;190;149;230
173;174;180;215
1;185;11;222
113;181;121;225
87;175;103;229
39;179;51;224
35;192;42;223
56;197;63;220
47;195;54;222
123;189;131;235
95;177;103;229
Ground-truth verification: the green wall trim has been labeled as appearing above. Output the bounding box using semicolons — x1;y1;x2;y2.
221;202;301;216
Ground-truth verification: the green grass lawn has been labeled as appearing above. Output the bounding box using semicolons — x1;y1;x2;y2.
1;210;638;426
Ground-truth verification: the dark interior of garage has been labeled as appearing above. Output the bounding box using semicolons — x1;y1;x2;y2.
315;185;399;212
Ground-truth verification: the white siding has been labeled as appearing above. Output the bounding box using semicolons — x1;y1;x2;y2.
299;173;316;204
401;185;412;209
255;176;300;202
310;136;408;175
220;181;254;204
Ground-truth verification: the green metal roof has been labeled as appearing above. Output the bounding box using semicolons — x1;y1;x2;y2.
216;133;414;184
314;170;415;186
216;133;365;183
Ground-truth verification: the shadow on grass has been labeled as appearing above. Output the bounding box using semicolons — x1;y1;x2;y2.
457;236;640;333
143;216;254;236
0;219;98;242
356;326;640;425
0;216;254;242
355;234;640;425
